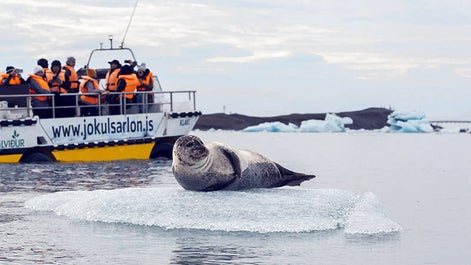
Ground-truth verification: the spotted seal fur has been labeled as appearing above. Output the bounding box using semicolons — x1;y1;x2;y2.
172;135;316;191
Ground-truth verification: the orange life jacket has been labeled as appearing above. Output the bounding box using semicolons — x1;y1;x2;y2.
0;73;22;85
137;71;154;91
117;73;140;99
105;68;120;92
29;74;50;101
63;65;79;92
44;68;54;82
0;73;6;84
80;76;100;105
48;71;67;94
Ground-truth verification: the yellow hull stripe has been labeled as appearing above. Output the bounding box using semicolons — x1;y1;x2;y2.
52;143;155;162
0;143;155;163
0;154;23;163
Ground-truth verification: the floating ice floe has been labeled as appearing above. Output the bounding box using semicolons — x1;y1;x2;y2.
242;121;299;133
242;113;353;133
387;110;433;133
25;187;402;235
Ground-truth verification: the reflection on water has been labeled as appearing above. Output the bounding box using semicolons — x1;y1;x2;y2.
0;159;173;193
169;230;351;265
171;233;260;265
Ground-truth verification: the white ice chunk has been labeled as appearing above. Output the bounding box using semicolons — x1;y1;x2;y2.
387;110;433;133
344;192;402;234
25;187;401;235
242;113;353;133
242;122;299;132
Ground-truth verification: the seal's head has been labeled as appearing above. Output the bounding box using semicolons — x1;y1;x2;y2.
173;135;209;166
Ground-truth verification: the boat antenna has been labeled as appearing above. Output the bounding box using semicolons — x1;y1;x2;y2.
120;0;139;48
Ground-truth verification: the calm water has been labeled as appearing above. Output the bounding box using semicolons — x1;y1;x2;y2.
1;131;470;264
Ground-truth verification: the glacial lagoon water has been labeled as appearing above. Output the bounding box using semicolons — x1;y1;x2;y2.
1;131;470;264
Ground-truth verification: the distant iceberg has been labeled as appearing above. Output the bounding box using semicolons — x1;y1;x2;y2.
242;113;353;133
241;110;435;133
387;110;433;133
242;121;299;132
299;114;353;132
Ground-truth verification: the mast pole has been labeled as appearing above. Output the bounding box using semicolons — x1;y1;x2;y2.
120;0;139;48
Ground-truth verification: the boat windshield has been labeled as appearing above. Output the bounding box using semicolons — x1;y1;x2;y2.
86;48;137;70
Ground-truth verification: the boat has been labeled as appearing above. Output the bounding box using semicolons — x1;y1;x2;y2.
0;43;201;163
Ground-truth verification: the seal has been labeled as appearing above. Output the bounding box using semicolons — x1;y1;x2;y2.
172;135;316;191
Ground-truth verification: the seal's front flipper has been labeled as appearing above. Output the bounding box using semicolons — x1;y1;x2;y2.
221;146;242;177
274;163;316;187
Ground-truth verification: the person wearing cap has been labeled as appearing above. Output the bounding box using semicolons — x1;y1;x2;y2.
37;58;53;81
105;59;121;92
105;59;122;114
63;56;80;93
27;65;51;118
0;66;25;85
136;63;154;113
79;68;101;116
115;64;140;113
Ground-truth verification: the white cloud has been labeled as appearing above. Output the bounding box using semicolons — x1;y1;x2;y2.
0;0;470;117
207;50;291;63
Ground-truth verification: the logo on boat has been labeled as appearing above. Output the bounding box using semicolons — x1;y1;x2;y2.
180;119;191;126
0;130;25;149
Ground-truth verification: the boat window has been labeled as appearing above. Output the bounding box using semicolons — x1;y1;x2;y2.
87;49;136;70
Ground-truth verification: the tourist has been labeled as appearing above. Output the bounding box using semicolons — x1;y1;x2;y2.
0;66;25;85
116;64;139;112
37;58;53;81
136;63;154;113
28;66;51;118
105;59;122;115
79;68;101;116
63;57;80;93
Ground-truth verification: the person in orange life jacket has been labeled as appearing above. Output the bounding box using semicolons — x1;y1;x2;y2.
37;58;53;81
0;66;25;85
48;60;71;118
116;64;140;112
48;60;66;94
28;65;51;119
136;63;154;113
79;68;101;116
63;57;80;93
62;57;79;117
105;59;122;92
105;59;122;115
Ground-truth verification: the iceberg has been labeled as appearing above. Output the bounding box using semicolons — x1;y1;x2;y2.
25;187;402;235
242;121;299;132
387;110;433;133
240;110;435;133
242;113;353;133
300;114;353;132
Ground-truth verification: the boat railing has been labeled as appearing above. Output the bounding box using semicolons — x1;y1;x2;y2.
0;90;197;120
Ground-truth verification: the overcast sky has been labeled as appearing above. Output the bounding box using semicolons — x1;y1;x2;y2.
1;0;471;118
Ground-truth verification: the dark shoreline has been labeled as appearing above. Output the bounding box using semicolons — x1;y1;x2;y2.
194;107;393;131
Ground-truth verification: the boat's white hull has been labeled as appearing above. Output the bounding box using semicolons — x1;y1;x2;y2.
0;111;200;163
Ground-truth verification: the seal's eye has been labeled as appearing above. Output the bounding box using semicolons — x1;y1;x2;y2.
186;142;194;148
